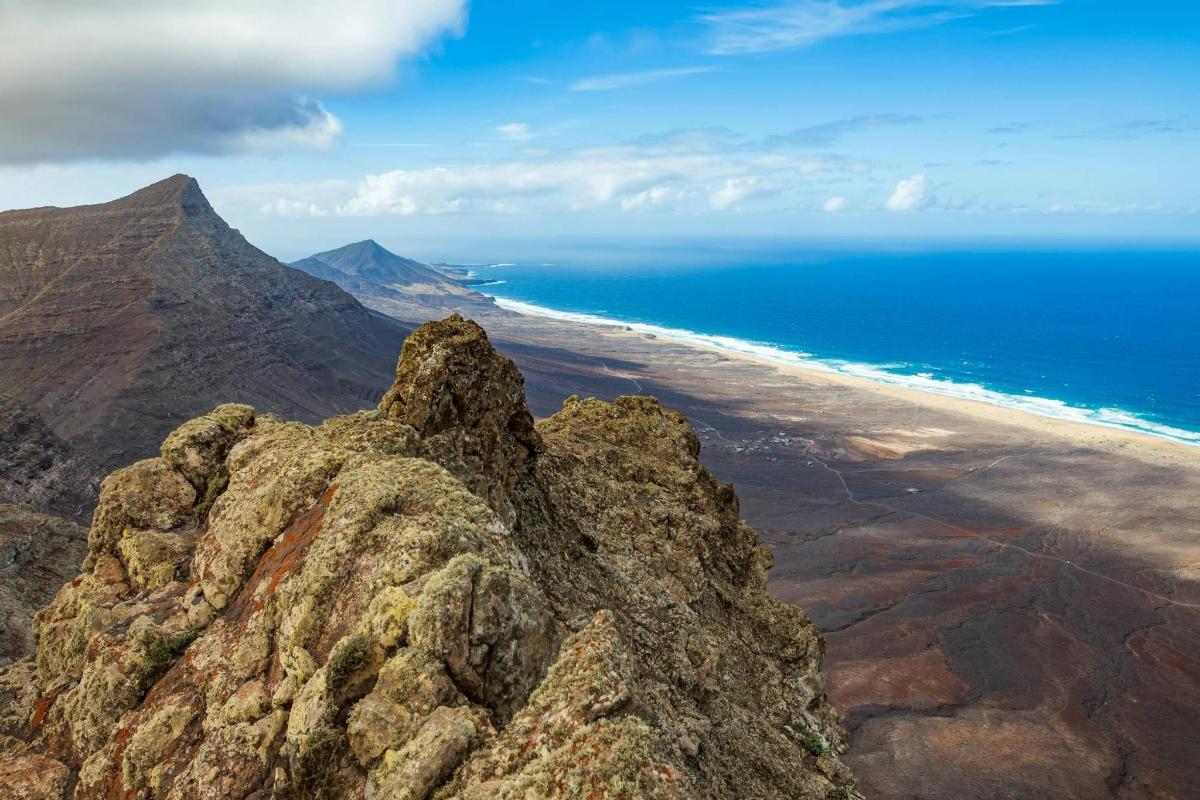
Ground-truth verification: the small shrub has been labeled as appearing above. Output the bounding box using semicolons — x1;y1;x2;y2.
288;725;345;800
132;627;195;690
827;787;852;800
196;468;229;519
325;633;371;690
802;732;828;757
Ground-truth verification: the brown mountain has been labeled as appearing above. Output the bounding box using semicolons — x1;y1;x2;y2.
292;239;496;320
0;175;411;513
292;239;458;289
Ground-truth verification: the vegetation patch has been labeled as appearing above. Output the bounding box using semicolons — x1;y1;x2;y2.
325;633;371;691
196;468;229;519
288;725;346;800
131;626;196;691
802;732;828;757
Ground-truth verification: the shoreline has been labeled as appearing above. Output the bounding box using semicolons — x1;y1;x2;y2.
490;296;1200;456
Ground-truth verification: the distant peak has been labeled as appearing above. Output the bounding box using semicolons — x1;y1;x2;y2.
118;174;213;217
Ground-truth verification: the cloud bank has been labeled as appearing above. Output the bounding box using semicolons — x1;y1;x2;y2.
0;0;466;163
259;137;857;217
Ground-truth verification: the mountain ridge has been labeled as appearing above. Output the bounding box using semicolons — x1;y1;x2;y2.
0;175;412;514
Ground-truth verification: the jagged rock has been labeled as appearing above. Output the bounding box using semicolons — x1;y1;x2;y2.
378;314;539;525
160;404;256;492
0;317;858;800
0;505;87;666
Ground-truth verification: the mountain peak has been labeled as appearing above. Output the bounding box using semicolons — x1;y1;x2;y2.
298;239;455;290
0;178;410;495
345;238;392;257
117;173;213;217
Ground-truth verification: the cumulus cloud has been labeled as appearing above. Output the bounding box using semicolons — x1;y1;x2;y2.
701;0;1057;54
329;144;848;216
824;196;847;212
496;123;533;142
886;174;934;211
709;177;769;210
621;186;692;211
0;0;466;163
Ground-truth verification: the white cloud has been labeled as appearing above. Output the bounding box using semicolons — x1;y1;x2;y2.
824;196;847;212
701;0;1057;54
571;67;715;92
0;0;466;163
260;198;330;217
496;123;533;142
709;177;768;210
331;144;850;216
886;174;934;211
621;186;690;211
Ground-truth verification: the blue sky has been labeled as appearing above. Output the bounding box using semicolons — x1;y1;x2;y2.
1;1;1197;261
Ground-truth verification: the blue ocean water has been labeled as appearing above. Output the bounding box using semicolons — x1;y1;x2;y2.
477;246;1200;445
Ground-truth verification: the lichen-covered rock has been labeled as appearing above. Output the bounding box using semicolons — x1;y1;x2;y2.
378;314;539;526
0;317;858;800
160;404;256;492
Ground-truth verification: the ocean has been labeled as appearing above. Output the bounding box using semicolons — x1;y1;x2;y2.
475;245;1200;446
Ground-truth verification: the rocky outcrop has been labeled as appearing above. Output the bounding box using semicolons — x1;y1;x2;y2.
0;505;87;667
0;316;856;799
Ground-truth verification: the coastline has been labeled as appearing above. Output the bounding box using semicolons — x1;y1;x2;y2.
491;296;1200;459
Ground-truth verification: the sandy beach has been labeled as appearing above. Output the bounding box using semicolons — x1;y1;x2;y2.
369;293;1200;800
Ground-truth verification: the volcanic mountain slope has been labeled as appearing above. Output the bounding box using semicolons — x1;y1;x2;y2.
292;240;495;319
292;240;457;289
0;394;96;521
0;176;411;507
0;315;857;800
0;505;86;668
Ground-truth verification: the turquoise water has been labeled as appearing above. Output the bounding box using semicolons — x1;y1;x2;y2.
478;246;1200;445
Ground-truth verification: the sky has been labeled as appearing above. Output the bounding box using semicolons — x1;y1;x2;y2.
0;0;1197;262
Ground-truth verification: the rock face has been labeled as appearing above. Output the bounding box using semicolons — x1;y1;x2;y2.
0;505;87;667
0;176;411;513
0;316;855;800
0;395;97;522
